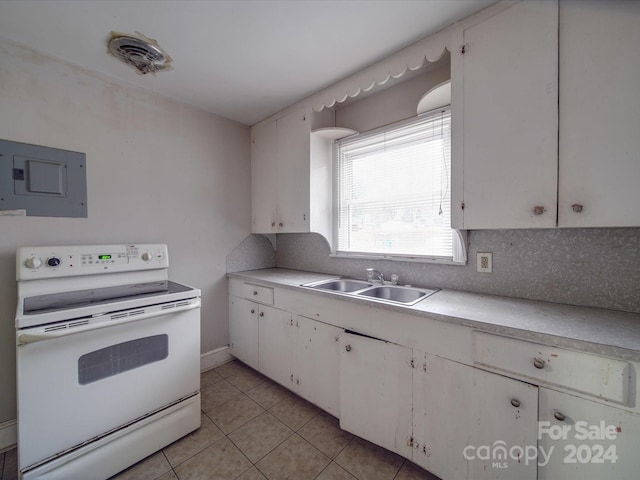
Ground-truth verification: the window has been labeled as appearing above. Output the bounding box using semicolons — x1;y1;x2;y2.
335;107;462;263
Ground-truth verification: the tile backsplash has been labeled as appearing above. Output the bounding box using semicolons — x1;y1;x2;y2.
274;228;640;313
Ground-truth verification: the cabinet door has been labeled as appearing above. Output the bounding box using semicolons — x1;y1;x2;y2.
228;297;259;370
558;0;640;227
339;332;413;458
457;0;558;228
294;316;341;416
257;305;293;388
276;107;310;232
413;353;538;480
251;120;278;233
538;388;640;480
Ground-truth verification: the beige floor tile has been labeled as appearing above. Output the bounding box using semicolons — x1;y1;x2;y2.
235;466;268;480
335;437;404;480
109;451;172;480
215;360;252;379
395;460;441;480
201;379;242;412
315;461;357;480
1;448;17;480
226;368;266;392
228;412;293;463
298;412;353;459
163;413;225;467
208;394;265;434
201;368;224;388
246;380;294;409
268;393;320;431
174;438;251;480
157;471;178;480
255;434;330;480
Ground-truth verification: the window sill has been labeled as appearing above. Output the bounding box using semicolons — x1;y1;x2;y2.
329;252;466;266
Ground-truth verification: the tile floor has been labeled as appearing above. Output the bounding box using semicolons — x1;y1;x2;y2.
0;359;440;480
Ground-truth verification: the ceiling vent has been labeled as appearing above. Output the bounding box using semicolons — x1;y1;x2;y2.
107;32;172;75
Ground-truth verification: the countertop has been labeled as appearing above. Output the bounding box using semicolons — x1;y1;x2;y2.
228;268;640;362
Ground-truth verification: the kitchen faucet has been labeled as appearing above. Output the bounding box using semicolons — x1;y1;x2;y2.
366;268;384;284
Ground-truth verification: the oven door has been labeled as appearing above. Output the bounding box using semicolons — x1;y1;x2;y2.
16;300;200;470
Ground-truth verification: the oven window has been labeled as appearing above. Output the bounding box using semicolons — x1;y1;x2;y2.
78;335;168;385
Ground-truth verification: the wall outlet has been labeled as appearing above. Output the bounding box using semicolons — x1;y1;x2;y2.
477;252;493;273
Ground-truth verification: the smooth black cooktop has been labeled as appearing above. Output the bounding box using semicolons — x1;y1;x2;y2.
23;281;195;315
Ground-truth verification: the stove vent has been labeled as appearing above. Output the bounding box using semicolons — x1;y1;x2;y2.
107;32;172;75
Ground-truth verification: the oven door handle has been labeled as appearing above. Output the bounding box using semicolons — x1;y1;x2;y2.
17;299;200;345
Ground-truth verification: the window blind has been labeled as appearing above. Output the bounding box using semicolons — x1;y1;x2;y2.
335;107;452;259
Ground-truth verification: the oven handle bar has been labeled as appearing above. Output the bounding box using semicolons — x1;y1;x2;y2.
17;299;200;345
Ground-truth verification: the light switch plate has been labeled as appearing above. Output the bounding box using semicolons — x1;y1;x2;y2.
477;252;493;273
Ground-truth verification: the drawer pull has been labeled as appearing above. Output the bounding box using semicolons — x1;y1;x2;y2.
259;312;264;317
533;357;545;369
253;291;258;296
345;344;352;352
533;205;545;215
250;309;255;314
554;411;566;422
510;399;521;408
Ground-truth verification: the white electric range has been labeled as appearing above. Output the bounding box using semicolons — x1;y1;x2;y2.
15;244;201;480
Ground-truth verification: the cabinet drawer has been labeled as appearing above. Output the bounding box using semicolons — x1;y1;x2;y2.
241;283;274;305
473;332;631;405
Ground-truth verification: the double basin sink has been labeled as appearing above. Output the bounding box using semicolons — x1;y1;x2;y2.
301;278;439;306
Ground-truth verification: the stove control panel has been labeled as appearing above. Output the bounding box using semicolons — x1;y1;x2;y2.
16;244;169;280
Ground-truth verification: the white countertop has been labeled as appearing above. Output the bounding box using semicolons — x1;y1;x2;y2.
228;268;640;362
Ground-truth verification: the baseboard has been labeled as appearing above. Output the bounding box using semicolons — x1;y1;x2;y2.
0;419;17;453
200;345;233;372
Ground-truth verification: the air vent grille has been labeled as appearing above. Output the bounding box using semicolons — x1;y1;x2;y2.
108;32;172;75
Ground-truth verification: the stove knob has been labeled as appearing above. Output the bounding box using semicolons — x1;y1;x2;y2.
47;257;61;267
25;257;42;269
141;252;152;262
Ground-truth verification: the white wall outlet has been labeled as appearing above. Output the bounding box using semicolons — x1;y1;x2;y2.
477;252;493;273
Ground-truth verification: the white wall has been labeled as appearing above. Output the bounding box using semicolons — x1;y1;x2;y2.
0;39;251;425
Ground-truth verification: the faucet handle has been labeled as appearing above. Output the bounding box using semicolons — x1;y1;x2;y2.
391;274;399;285
366;269;375;282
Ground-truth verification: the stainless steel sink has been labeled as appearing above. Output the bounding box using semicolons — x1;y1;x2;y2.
303;278;373;292
356;285;437;305
302;278;439;306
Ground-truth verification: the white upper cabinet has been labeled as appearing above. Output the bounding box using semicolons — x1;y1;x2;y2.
251;120;278;233
453;0;559;229
250;107;333;234
558;0;640;227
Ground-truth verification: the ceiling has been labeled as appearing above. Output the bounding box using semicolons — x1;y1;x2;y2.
0;0;496;126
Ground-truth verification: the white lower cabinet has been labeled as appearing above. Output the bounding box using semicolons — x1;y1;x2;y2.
413;352;538;480
257;304;293;388
249;306;341;415
294;315;341;416
228;297;260;370
339;332;413;459
538;388;640;480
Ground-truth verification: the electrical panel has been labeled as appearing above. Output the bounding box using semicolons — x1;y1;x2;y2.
0;138;87;217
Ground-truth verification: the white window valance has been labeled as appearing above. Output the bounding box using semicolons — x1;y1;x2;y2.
310;28;455;112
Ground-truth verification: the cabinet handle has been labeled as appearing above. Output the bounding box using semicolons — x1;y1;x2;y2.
554;411;566;422
533;357;545;369
253;291;258;296
279;222;284;227
271;221;276;228
345;344;352;352
533;206;545;215
250;309;255;314
571;203;584;213
510;399;521;408
290;374;294;382
259;312;264;317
